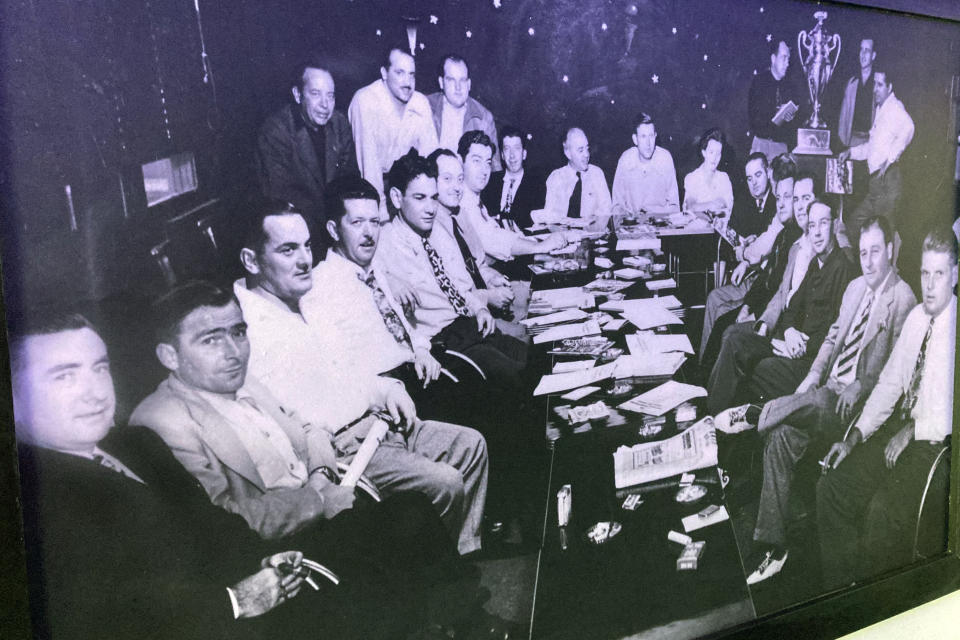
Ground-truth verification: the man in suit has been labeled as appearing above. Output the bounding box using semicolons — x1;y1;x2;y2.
481;126;546;231
11;312;430;640
817;227;956;590
713;216;915;584
837;39;877;148
256;59;358;226
427;54;500;171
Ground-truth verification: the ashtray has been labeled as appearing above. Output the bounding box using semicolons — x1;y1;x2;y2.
675;484;707;504
607;380;633;396
599;347;624;361
586;521;622;545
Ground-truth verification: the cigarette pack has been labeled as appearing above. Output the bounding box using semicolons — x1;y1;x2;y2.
677;540;706;571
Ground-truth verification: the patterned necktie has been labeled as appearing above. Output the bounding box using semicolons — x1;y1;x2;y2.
449;215;487;290
505;178;516;213
567;172;582;218
421;237;471;316
833;293;874;380
900;316;935;423
359;270;412;346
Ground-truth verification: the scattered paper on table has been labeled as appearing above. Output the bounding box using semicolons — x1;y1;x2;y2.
583;278;634;294
594;257;614;269
626;332;694;356
612;418;718;488
619;380;707;416
552;359;596;374
612;352;686;379
602;318;627;331
529;287;594;313
616;237;662;252
533;319;601;344
534;362;618;396
520;308;588;327
561;385;601;401
622;303;682;330
567;401;610;424
682;505;730;533
647;278;677;291
613;267;647;280
623;255;652;268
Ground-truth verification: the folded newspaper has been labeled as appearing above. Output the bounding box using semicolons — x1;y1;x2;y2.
613;417;718;489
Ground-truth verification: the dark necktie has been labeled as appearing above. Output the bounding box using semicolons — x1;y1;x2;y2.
505;178;516;213
567;171;582;218
834;293;874;380
359;270;412;346
449;214;487;290
421;237;471;316
308;124;327;180
900;316;935;423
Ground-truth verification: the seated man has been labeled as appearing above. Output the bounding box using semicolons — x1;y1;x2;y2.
481;125;547;230
376;149;530;388
232;201;488;555
457;130;567;263
817;227;955;590
255;58;357;225
708;201;855;413
11;312;458;640
611;111;680;218
542;127;612;223
713;216;915;584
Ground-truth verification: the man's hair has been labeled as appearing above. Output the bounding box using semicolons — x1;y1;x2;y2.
633;112;655;132
859;215;894;246
151;281;238;346
794;169;819;194
807;199;835;220
381;44;413;70
562;127;584;146
324;175;380;224
873;65;895;89
427;147;459;168
437;54;468;79
241;198;305;254
457;130;496;161
698;128;724;154
499;125;527;152
746;151;769;172
7;311;97;374
291;56;331;90
922;225;958;264
770;39;789;57
770;152;797;185
386;149;436;215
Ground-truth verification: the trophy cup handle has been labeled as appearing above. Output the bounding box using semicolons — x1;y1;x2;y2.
797;30;813;72
827;33;841;71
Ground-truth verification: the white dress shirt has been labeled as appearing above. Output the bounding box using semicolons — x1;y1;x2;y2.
611;146;680;215
786;234;815;306
233;280;403;433
683;166;734;215
303;251;430;376
459;190;520;261
856;297;956;442
347;79;439;196
439;99;467;152
743;215;785;266
542;164;612;222
849;92;914;175
375;217;487;339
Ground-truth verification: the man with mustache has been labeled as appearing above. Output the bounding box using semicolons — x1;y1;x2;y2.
348;44;439;201
256;58;358;226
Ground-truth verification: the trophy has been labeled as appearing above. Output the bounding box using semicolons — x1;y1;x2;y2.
794;11;841;155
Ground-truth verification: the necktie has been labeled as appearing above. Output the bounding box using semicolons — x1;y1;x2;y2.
359;270;412;346
756;197;763;212
93;452;144;483
900;316;935;423
833;293;873;380
505;178;516;213
449;215;487;290
567;171;582;218
421;237;471;316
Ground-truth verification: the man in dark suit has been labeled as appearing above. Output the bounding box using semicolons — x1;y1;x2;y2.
12;313;504;640
256;59;358;225
481;125;545;231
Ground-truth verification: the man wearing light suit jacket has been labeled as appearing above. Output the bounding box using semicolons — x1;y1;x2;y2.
713;216;916;585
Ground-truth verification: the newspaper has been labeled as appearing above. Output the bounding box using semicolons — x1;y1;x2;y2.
612;417;718;488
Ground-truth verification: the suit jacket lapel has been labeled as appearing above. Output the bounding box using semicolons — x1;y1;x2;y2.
291;108;326;192
861;272;899;349
824;278;867;377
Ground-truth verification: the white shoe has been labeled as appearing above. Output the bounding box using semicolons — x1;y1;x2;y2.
714;405;754;434
746;549;788;585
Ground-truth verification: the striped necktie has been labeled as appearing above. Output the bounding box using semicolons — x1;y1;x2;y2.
899;316;935;423
421;237;471;316
833;293;873;380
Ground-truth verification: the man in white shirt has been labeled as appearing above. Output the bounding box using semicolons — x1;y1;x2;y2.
348;45;439;201
839;67;915;246
232;199;488;556
817;226;956;589
611;112;680;217
427;54;500;171
543;127;612;222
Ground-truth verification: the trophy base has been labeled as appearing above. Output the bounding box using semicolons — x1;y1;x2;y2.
793;127;832;156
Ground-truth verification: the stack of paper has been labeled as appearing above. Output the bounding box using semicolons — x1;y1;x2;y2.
647;278;677;291
599;295;681;313
616;237;661;252
583;278;634;294
533;362;618;396
613;267;648;280
552;359;595;374
611;352;686;380
520;309;588;331
626;332;694;356
529;287;595;314
619;380;707;416
618;301;683;330
533;319;602;344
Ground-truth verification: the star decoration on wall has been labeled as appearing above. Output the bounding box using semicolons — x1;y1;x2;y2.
375;29;382;36
526;133;533;140
562;74;569;82
671;27;677;35
651;74;659;84
766;34;772;42
753;69;758;75
601;22;608;31
429;15;438;24
419;42;425;50
703;54;709;61
528;27;535;36
493;0;502;7
760;6;765;12
465;29;472;38
701;103;707;109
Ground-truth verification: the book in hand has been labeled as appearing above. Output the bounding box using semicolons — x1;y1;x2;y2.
771;100;798;126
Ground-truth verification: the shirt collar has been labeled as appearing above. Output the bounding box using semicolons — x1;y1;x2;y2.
326;248;367;278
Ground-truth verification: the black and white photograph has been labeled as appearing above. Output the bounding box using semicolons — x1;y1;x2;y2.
1;1;959;639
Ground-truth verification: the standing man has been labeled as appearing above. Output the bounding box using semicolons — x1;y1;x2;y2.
542;127;612;223
348;45;438;200
611;112;680;218
482;126;546;231
256;59;357;225
837;39;877;148
427;54;500;171
748;40;803;161
839;66;914;245
817;227;956;590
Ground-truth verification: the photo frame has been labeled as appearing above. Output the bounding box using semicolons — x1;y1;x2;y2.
0;0;958;638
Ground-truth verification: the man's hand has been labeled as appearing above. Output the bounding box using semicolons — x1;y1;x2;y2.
822;429;862;471
476;308;495;337
384;384;417;430
730;261;750;286
736;306;755;324
783;327;809;359
834;381;862;422
837;149;851;163
486;284;515;309
795;374;818;395
782;109;796;123
392;282;421;314
317;483;356;519
884;424;913;469
232;551;304;619
413;348;442;386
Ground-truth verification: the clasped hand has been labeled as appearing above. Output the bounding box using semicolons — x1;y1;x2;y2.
231;551;305;619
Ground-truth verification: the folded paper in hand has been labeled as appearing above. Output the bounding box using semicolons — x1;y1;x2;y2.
613;417;718;489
